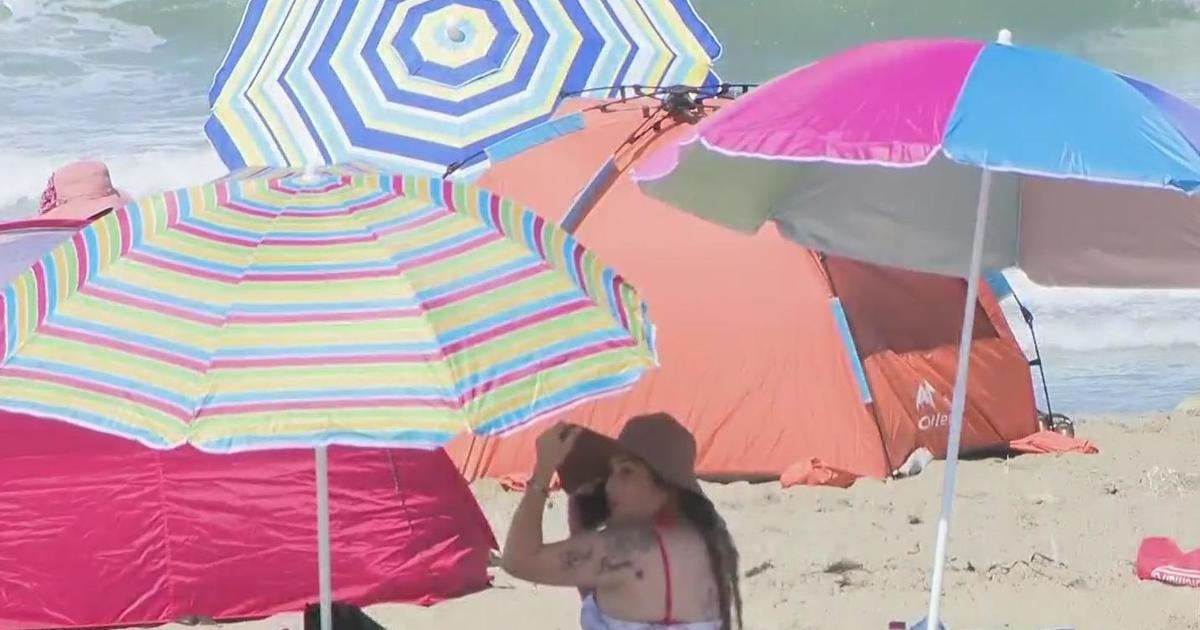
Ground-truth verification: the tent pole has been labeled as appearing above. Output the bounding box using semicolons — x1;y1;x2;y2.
316;445;333;630
924;169;993;629
560;158;620;234
815;253;894;475
1012;292;1055;419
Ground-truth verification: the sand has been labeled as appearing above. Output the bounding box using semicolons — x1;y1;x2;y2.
173;413;1200;630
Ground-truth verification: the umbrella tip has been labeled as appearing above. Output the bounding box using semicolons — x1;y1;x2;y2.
446;19;466;43
997;28;1014;45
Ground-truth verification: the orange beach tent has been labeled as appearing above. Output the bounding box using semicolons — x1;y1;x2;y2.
446;98;1038;487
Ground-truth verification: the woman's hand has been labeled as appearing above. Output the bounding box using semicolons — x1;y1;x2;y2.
533;422;581;478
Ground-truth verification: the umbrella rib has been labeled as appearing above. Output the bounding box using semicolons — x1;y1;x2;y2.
339;199;469;434
443;83;755;178
192;200;280;441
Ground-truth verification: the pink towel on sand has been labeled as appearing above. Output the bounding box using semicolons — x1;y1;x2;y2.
1136;537;1200;587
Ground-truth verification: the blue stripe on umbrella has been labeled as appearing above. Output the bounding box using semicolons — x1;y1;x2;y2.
279;0;335;166
944;42;1200;192
207;0;267;104
1118;74;1200;158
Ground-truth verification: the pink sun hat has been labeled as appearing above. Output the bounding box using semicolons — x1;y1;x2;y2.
39;160;131;220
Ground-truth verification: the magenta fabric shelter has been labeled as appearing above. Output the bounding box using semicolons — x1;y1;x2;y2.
0;411;496;629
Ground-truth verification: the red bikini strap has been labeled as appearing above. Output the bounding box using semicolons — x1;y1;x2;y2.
652;528;674;624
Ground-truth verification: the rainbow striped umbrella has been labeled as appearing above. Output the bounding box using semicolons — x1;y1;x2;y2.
0;164;655;451
206;0;722;177
0;164;655;629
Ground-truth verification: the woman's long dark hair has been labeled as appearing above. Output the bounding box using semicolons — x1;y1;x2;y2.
679;490;743;630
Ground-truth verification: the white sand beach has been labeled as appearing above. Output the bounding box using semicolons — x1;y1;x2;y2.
186;412;1200;630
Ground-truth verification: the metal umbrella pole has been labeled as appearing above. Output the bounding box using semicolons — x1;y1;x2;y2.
924;169;993;629
315;446;334;630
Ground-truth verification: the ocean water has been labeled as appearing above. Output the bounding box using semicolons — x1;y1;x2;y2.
0;0;1197;415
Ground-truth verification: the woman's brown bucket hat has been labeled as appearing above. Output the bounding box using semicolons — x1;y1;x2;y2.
557;412;703;495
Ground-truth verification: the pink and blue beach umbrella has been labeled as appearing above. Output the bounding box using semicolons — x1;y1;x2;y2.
635;33;1200;289
633;31;1200;629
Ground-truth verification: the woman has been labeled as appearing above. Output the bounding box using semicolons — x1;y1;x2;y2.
501;413;743;630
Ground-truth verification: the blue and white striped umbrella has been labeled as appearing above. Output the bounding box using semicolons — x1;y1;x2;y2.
206;0;722;177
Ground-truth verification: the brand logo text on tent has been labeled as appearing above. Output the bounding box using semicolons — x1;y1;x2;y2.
915;380;949;431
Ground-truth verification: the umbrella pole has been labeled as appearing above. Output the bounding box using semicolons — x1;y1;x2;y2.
924;169;993;629
315;445;334;630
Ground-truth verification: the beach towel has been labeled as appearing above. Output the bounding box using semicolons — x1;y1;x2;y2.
1008;430;1099;455
1135;537;1200;587
781;458;858;488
